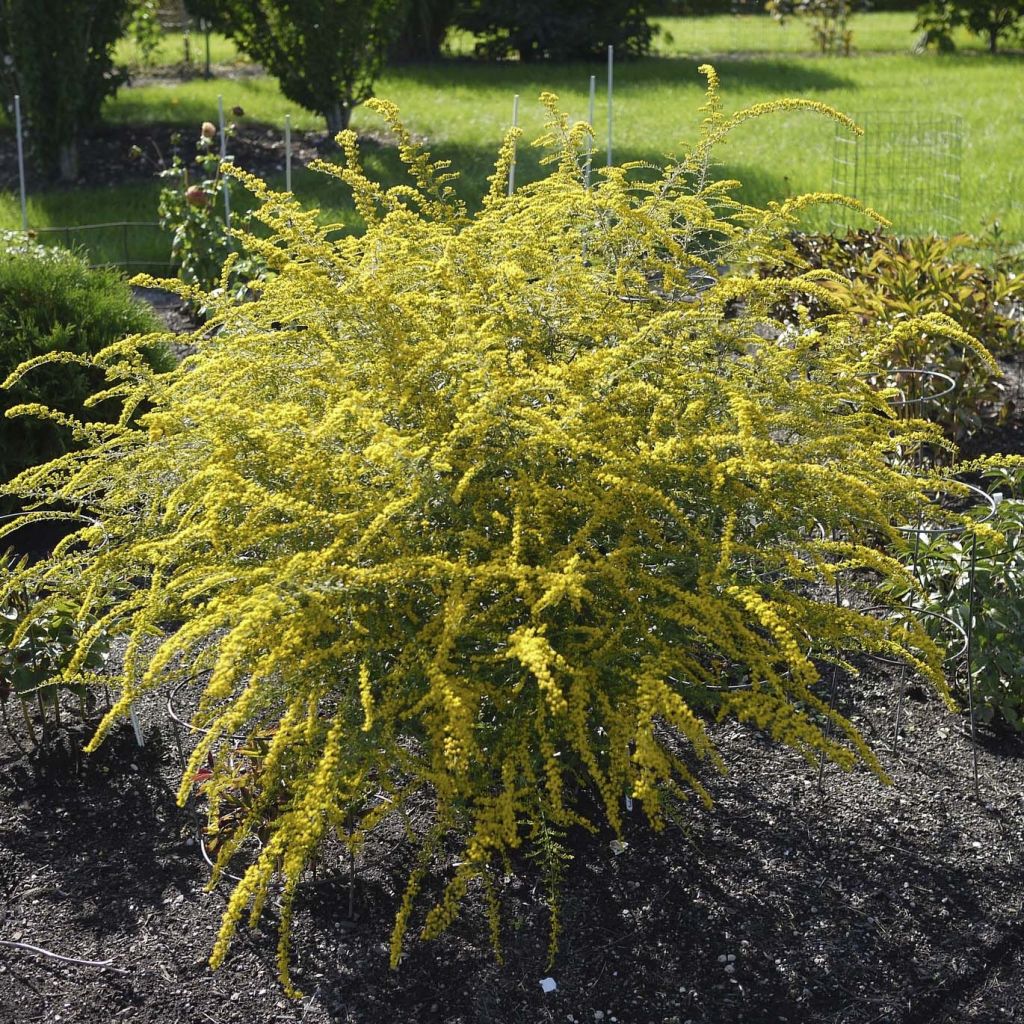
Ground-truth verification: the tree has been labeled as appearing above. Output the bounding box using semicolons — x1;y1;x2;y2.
203;0;405;133
455;0;655;61
915;0;1024;52
0;0;131;181
388;0;458;61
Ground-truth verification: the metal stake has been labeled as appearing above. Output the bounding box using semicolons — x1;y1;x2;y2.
508;94;519;196
965;532;980;799
14;95;28;231
217;95;231;230
285;114;292;193
607;46;614;167
584;75;596;188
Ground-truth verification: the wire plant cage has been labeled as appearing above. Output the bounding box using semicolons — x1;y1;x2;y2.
831;112;963;237
32;221;173;275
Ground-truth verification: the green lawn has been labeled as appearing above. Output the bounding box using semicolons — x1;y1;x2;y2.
650;11;999;56
4;16;1023;267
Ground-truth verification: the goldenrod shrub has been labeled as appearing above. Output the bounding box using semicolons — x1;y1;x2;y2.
1;70;978;991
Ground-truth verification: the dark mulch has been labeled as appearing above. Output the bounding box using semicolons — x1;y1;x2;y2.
1;642;1023;1023
0;118;337;197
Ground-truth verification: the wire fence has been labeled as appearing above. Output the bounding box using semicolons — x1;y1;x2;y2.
831;112;963;237
5;78;969;278
31;221;173;275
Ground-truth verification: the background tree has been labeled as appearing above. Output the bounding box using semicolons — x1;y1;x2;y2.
915;0;1023;52
0;0;131;181
389;0;458;61
199;0;405;133
455;0;655;61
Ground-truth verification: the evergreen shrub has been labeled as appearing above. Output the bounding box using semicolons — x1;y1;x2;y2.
0;71;983;990
0;241;173;493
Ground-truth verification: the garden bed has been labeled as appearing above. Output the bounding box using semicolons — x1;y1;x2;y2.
1;650;1022;1024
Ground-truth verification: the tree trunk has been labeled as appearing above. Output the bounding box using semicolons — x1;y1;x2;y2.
58;139;79;183
325;101;351;136
988;26;998;54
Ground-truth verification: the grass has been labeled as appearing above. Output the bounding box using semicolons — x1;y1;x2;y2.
114;30;242;72
3;15;1023;268
649;11;999;56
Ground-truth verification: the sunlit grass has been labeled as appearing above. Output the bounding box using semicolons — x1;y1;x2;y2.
2;18;1022;267
649;11;998;56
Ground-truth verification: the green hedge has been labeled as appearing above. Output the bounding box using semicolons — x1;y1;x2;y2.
0;238;174;494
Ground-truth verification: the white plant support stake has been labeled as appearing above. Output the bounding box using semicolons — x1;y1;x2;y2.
129;707;145;747
285;113;292;193
218;94;231;230
607;45;614;167
508;94;519;196
584;74;596;188
14;94;27;231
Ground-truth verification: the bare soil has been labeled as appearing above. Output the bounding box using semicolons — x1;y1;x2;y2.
0;119;330;196
1;617;1023;1024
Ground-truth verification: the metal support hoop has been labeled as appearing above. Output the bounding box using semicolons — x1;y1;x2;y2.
894;481;998;536
857;367;957;409
857;604;969;667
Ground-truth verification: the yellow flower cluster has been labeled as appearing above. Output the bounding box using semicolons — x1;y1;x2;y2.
0;68;971;988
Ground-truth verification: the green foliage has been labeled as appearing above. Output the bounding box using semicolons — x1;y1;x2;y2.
0;555;109;751
157;122;266;300
765;0;867;54
771;230;1019;440
0;73;975;991
0;242;173;492
201;0;405;132
915;0;1023;52
456;0;655;60
0;0;132;180
128;0;165;68
906;462;1024;730
390;0;458;61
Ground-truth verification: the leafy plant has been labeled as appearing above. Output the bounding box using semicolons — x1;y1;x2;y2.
157;120;266;300
1;71;979;992
0;242;174;499
769;230;1020;441
765;0;867;54
0;554;110;753
906;462;1024;730
127;0;165;69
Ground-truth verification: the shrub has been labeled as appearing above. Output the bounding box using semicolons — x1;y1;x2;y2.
907;461;1024;730
765;0;868;54
767;230;1019;441
0;241;174;494
1;72;979;991
198;0;403;132
456;0;655;61
914;0;1024;53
